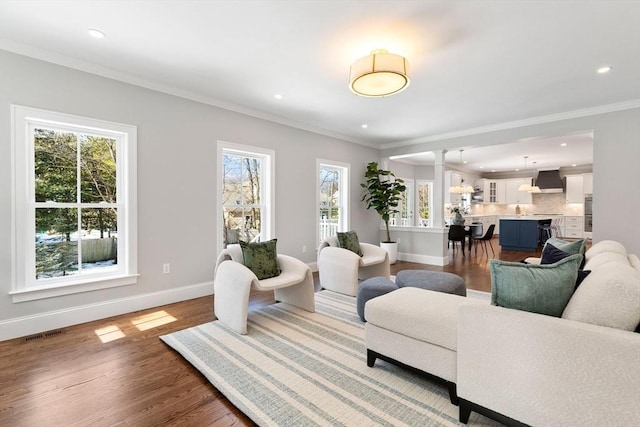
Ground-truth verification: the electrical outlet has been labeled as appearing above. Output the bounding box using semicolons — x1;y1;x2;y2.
302;245;307;253
163;263;170;274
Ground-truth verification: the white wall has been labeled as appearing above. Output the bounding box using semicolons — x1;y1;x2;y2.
0;51;379;339
382;107;640;255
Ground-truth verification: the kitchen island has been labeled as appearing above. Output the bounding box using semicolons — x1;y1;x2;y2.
499;216;553;252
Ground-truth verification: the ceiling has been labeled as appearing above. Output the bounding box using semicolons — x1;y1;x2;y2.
1;1;638;170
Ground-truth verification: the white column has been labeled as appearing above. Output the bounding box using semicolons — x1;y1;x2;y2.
433;150;446;229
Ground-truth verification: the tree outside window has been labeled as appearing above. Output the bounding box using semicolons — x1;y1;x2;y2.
416;181;433;227
317;161;349;245
221;150;267;246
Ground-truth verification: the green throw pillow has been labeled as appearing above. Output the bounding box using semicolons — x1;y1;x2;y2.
545;237;586;256
337;230;363;256
239;239;280;280
490;254;583;317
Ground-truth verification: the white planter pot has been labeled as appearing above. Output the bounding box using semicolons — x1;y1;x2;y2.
380;241;398;264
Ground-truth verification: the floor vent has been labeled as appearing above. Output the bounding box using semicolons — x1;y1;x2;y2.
22;329;64;343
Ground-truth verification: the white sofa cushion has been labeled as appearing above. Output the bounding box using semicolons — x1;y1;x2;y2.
583;251;631;271
365;287;485;351
585;239;627;259
562;263;640;331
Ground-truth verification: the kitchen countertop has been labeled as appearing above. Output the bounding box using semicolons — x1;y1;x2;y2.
500;216;555;221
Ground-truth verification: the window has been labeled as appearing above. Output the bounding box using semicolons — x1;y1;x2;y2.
317;160;349;245
390;178;413;227
12;106;137;302
218;142;274;249
416;180;433;227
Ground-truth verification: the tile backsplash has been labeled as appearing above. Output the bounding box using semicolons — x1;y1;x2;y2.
471;193;584;216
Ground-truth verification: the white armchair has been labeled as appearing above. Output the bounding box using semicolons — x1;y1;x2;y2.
317;236;390;296
214;244;315;334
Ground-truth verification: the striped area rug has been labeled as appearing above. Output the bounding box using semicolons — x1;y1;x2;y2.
160;291;499;426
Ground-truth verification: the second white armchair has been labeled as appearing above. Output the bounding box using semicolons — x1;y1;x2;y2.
317;236;390;296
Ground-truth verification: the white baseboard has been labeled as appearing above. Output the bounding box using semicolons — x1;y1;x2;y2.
308;261;318;272
0;281;214;342
397;252;448;266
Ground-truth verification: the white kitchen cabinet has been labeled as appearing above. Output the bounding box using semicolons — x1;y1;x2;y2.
562;216;584;238
483;179;506;204
504;178;533;204
445;171;462;204
565;175;584;203
583;173;593;195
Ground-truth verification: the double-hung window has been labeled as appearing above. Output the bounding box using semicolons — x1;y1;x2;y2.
12;106;137;302
218;142;274;249
391;178;413;227
317;160;349;245
416;180;434;227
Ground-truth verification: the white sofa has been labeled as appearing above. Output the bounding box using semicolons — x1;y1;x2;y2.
365;240;640;426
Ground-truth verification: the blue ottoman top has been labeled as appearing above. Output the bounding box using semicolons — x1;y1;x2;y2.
395;270;466;296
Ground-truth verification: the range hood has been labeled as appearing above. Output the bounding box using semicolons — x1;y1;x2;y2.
535;170;564;193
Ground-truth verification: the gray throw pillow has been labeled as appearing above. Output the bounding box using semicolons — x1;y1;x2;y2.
490;254;583;317
239;239;280;280
337;230;363;256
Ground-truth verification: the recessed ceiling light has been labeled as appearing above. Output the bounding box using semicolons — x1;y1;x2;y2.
479;166;484;169
463;160;468;164
361;124;368;129
274;94;283;100
560;143;567;147
88;29;105;39
515;168;520;171
597;66;613;74
491;170;496;172
572;164;577;167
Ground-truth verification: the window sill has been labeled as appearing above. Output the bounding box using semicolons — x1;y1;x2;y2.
10;274;139;303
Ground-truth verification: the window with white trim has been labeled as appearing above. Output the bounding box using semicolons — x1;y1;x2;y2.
390;178;413;227
219;142;274;249
12;106;137;302
317;160;349;245
416;180;433;227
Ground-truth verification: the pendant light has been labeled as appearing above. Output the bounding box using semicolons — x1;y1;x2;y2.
518;156;540;193
448;150;474;194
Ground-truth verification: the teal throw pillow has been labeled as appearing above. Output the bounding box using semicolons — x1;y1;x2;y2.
337;230;363;256
490;254;583;317
239;239;280;280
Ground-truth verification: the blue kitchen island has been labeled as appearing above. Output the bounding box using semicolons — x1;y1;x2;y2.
499;217;553;252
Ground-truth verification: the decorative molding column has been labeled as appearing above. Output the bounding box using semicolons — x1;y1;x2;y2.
433;150;446;229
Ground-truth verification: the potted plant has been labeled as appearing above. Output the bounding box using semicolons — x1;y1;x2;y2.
360;161;406;263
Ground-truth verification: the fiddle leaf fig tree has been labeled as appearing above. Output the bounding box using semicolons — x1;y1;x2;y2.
360;162;407;243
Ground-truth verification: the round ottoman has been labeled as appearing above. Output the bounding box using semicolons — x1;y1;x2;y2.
395;270;466;296
356;277;398;322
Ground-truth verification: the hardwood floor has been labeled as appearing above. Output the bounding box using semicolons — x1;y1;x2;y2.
0;237;538;426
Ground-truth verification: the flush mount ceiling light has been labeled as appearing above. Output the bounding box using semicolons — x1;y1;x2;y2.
349;49;410;97
88;29;105;39
597;65;613;74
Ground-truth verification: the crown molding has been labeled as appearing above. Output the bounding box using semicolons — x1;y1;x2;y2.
381;99;640;150
0;40;378;149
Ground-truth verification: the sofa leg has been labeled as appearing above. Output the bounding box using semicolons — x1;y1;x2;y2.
366;349;377;367
447;381;459;406
459;399;472;424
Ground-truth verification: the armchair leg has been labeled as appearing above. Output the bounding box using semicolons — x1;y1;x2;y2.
274;269;315;312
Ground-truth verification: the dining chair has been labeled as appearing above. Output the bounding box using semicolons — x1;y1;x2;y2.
448;225;467;256
472;224;496;257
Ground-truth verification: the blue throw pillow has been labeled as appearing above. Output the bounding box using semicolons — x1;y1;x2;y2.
540;243;570;264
